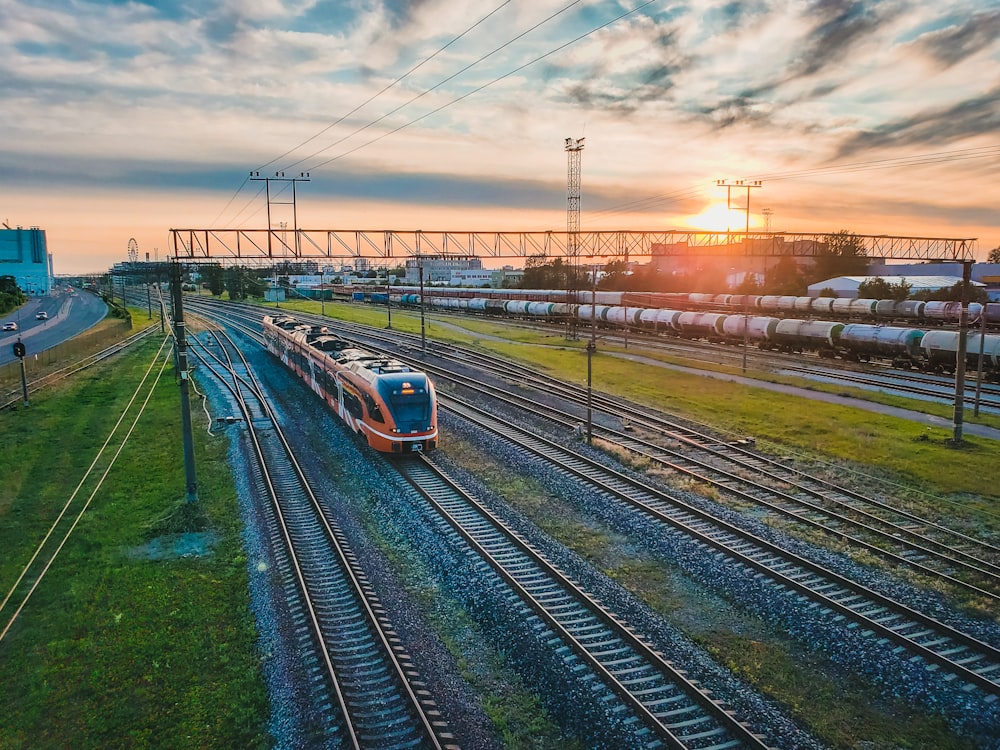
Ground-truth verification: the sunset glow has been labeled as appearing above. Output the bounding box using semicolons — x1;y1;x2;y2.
0;1;997;273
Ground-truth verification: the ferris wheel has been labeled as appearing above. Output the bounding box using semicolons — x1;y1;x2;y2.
128;238;138;263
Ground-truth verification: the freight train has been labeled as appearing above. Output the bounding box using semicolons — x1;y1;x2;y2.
339;285;1000;325
263;315;438;453
361;293;1000;376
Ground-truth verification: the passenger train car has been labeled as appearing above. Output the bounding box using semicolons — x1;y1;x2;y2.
263;315;438;453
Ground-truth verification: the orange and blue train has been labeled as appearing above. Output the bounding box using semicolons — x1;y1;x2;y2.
263;315;438;454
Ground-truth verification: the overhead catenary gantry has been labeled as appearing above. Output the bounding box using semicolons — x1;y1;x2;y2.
169;228;976;264
164;225;981;443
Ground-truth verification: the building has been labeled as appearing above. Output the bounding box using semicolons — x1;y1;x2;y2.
449;270;493;286
404;256;482;284
806;275;983;298
0;226;52;295
867;262;1000;301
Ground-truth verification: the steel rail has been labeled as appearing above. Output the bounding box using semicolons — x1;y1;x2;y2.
399;454;773;750
1;326;159;409
184;300;1000;597
190;322;451;750
440;395;1000;697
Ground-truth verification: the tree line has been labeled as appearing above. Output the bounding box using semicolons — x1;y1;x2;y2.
0;275;26;315
522;232;995;302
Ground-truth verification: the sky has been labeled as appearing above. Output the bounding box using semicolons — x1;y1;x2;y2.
2;0;999;274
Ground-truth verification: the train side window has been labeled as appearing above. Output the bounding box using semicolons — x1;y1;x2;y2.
363;393;385;423
343;390;364;420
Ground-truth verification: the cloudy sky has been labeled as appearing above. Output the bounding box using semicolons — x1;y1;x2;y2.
2;0;999;273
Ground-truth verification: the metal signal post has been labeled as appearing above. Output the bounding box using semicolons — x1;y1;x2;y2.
12;339;28;406
717;179;762;373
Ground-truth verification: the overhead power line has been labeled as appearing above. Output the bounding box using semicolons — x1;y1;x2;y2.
262;0;514;172
283;0;588;172
215;1;514;227
304;0;662;173
748;145;1000;182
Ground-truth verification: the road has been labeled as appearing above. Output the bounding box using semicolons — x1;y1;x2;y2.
0;288;108;366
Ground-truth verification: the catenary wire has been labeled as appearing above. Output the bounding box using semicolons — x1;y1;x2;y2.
214;1;514;226
262;0;514;172
283;0;588;172
304;0;661;173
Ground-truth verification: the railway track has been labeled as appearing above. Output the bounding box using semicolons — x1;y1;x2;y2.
186;300;1000;599
184;300;1000;741
406;348;1000;601
438;396;1000;699
396;303;1000;405
398;454;773;749
1;325;160;409
780;363;1000;411
201;301;1000;603
191;325;456;750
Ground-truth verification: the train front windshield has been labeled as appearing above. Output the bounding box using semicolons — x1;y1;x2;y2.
379;376;433;433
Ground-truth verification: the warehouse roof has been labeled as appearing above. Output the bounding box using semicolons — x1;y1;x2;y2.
807;275;983;298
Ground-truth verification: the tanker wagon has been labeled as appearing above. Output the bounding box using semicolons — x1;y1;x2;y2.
773;319;845;355
839;324;924;366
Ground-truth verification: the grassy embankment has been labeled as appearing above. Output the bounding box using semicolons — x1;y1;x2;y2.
0;334;268;749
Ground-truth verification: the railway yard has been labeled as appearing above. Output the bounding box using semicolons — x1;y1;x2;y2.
3;294;1000;749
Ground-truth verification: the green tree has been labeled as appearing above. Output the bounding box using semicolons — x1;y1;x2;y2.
911;282;988;303
987;246;1000;264
225;267;246;300
597;260;630;291
810;230;869;283
857;277;911;300
0;275;25;315
519;257;586;290
201;264;225;296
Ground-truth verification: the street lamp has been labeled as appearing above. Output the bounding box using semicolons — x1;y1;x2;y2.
716;179;762;374
386;274;392;330
586;263;598;444
419;256;426;353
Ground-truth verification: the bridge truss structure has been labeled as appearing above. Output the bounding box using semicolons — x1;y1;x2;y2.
169;228;976;264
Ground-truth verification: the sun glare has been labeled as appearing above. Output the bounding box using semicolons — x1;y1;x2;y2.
686;203;753;233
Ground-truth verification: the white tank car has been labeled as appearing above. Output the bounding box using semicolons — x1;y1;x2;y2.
773;319;845;351
723;315;780;343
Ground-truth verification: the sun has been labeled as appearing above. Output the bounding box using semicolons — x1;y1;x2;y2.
685;203;753;233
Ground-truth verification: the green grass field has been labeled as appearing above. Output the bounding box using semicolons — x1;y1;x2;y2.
0;334;268;749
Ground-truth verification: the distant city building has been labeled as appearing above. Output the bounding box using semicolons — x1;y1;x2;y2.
404;256;482;284
450;270;494;286
0;226;52;295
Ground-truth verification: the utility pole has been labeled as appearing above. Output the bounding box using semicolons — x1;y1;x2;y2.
386;276;392;330
952;261;973;444
717;179;762;374
565;137;585;340
419;256;426;353
587;264;597;445
169;261;199;504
